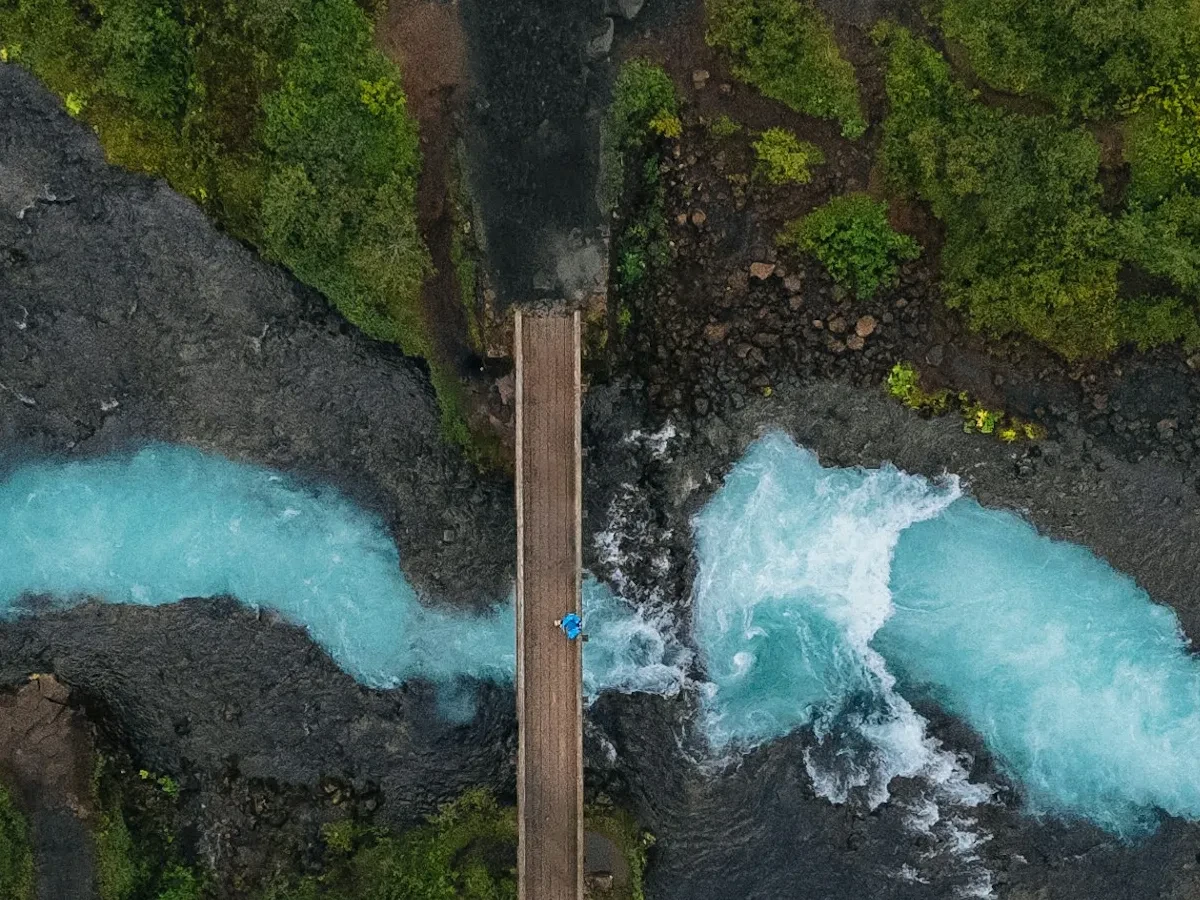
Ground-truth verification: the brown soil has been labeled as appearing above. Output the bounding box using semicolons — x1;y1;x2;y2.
377;0;470;375
0;675;97;900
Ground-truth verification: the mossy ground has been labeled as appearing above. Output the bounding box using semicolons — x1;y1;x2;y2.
0;782;34;900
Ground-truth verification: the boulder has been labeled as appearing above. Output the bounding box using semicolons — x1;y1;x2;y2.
586;17;615;59
605;0;645;19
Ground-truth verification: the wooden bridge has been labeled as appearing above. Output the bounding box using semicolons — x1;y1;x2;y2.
514;309;584;900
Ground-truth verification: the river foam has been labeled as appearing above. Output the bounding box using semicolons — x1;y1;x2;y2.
694;432;1200;838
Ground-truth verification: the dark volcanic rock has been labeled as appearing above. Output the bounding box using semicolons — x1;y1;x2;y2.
0;64;513;606
0;600;515;889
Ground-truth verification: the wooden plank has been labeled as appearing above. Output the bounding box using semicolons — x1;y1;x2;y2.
514;310;583;900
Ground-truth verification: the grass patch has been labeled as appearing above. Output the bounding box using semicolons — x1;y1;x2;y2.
604;61;680;338
0;0;470;436
0;782;34;900
752;127;825;185
450;160;483;356
779;193;919;298
705;0;865;138
258;789;517;900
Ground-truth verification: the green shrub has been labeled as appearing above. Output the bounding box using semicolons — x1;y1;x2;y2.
939;0;1200;117
752;128;825;184
706;0;866;137
708;113;742;138
1117;190;1200;294
886;362;1045;440
886;362;951;413
603;60;680;209
155;866;205;900
260;790;518;900
779;194;919;298
0;784;34;900
97;0;191;118
879;26;1122;358
1116;296;1200;349
1123;77;1200;202
605;61;678;335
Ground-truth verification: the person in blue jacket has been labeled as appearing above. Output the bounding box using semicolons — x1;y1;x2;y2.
555;612;587;642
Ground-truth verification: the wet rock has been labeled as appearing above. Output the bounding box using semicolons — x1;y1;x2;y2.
605;0;645;20
855;316;877;338
926;344;945;366
586;18;615;61
496;374;515;406
749;261;775;280
788;296;804;312
704;322;730;343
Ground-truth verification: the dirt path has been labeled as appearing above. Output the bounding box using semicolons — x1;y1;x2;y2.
0;676;97;900
515;311;583;900
377;0;478;376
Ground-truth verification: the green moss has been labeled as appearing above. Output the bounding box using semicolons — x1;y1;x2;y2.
752;128;825;185
886;362;1045;441
707;113;742;138
705;0;865;137
96;806;139;900
0;783;34;900
779;194;919;298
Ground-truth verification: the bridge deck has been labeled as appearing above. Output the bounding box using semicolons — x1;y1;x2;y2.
514;310;583;900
